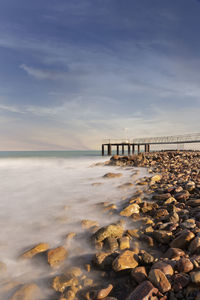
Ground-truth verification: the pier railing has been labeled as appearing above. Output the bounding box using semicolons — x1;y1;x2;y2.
102;133;200;155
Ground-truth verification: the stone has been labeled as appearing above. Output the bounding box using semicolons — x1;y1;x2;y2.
151;175;162;184
181;219;196;229
174;190;190;201
172;273;190;292
9;284;40;300
52;275;79;292
47;246;68;267
112;250;138;272
140;250;154;265
153;230;172;244
191;271;200;284
103;173;123;178
153;193;171;201
187;199;200;207
81;219;99;229
119;236;130;250
120;203;140;217
94;252;117;270
64;290;75;300
149;269;171;293
185;181;195;191
131;266;147;283
152;261;174;276
126;280;158;300
189;236;200;254
97;284;113;299
164;248;185;259
105;237;118;251
176;258;193;273
64;267;82;277
20;243;49;259
93;223;124;243
118;182;134;189
170;230;195;249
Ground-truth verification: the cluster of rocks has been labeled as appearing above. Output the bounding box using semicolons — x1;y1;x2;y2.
2;150;200;300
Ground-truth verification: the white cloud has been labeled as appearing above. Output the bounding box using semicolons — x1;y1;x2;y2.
20;64;67;80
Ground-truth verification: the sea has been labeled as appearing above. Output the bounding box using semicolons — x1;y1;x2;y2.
0;150;147;299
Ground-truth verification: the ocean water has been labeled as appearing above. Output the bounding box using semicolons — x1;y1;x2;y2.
0;151;147;299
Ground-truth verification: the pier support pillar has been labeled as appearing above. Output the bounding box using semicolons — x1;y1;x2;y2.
128;144;130;155
102;145;104;156
122;144;124;155
132;144;135;154
144;144;147;153
137;145;140;154
148;144;150;152
108;144;111;156
117;145;119;155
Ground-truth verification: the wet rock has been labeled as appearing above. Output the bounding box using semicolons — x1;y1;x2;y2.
152;261;174;276
153;193;171;201
181;219;196;229
81;219;99;229
103;173;123;178
118;182;134;189
151;175;162;184
64;267;82;277
52;275;79;292
119;236;130;250
47;246;68;267
154;209;169;219
187;199;200;207
9;284;40;300
112;250;138;272
189;236;200;254
185;181;196;191
20;243;49;259
105;237;118;251
140;250;154;265
174;190;190;201
153;230;172;244
191;271;200;284
94;252;117;270
131;266;147;283
126;280;158;300
97;284;113;299
64;290;76;300
170;230;195;249
65;232;76;242
93;223;124;243
164;248;185;260
149;269;171;293
120;203;140;217
176;257;193;273
172;273;190;292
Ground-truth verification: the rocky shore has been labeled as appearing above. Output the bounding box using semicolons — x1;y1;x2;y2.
1;150;200;300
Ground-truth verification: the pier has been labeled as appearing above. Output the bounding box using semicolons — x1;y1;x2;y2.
101;133;200;156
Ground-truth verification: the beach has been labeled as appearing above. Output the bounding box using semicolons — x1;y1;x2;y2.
0;150;200;300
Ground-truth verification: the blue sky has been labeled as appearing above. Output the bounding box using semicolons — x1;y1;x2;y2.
0;0;200;150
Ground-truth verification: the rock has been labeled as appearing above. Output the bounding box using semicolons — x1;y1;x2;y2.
153;193;171;201
126;280;158;300
174;190;190;201
191;271;200;284
151;175;162;184
152;261;174;276
112;250;138;272
189;236;200;254
120;203;140;217
97;284;113;299
64;290;76;300
103;173;122;178
119;236;130;250
164;248;185;259
185;181;195;191
64;267;82;277
9;284;40;300
149;269;171;293
20;243;49;259
153;230;172;244
172;273;190;292
65;232;76;242
170;230;195;249
93;223;124;243
47;246;68;267
81;219;99;229
181;219;196;229
118;182;134;189
94;252;117;270
52;275;79;292
140;250;154;265
176;258;193;273
131;266;147;283
126;229;139;238
105;237;118;251
154;209;169;219
187;199;200;207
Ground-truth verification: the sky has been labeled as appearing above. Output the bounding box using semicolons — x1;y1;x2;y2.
0;0;200;150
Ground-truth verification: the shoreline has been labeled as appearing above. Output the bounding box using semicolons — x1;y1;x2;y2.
2;150;200;300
